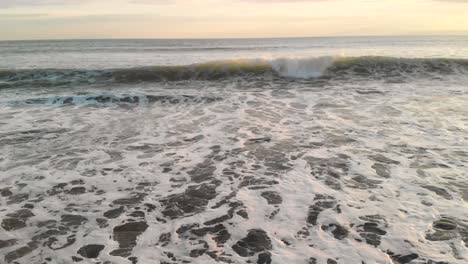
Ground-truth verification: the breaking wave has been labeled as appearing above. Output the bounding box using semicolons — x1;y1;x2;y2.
1;56;468;88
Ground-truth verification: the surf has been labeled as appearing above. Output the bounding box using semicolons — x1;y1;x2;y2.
1;56;468;88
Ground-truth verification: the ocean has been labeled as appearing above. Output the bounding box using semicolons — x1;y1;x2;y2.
0;36;467;264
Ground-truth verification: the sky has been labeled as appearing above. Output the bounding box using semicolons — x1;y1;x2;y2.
0;0;468;40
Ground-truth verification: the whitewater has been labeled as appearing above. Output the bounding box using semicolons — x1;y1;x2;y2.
0;36;467;264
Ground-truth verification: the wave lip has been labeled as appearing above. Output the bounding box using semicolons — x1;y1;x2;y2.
1;56;468;88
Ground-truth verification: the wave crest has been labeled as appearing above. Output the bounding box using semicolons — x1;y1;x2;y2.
1;56;468;88
271;56;336;78
113;60;272;82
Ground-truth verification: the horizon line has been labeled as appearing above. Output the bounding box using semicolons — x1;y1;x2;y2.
1;33;468;42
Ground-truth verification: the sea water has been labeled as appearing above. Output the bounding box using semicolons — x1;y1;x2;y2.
0;36;467;264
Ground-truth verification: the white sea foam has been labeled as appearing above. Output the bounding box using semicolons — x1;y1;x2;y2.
1;37;468;264
0;76;467;263
270;56;336;78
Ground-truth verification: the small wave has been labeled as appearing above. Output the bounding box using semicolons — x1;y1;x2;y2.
328;56;468;78
2;94;222;107
1;56;468;88
0;69;112;87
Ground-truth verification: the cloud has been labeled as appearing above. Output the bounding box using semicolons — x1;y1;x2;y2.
0;0;175;8
0;13;48;19
1;0;467;9
129;0;176;3
435;0;468;2
0;0;87;8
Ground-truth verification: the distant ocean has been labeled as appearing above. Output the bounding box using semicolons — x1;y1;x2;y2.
1;36;467;264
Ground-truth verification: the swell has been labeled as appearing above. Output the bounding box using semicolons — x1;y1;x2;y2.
1;46;294;54
1;56;468;88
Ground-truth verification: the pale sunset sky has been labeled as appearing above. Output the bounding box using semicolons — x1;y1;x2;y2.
1;0;467;40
